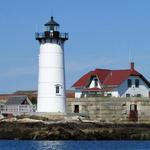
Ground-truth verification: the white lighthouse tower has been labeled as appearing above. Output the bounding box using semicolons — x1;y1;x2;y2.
35;17;68;113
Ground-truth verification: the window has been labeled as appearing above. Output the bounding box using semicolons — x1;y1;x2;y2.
126;93;130;97
107;93;112;97
94;78;98;87
55;84;62;96
135;79;139;88
130;104;137;111
56;86;60;94
137;94;141;97
128;79;132;87
74;105;79;113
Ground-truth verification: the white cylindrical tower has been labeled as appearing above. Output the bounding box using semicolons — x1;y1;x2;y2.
35;16;68;113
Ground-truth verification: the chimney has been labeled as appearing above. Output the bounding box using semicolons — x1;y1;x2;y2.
130;62;134;70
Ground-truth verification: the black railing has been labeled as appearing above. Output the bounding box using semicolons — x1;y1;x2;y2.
35;31;68;40
35;32;44;39
60;33;68;39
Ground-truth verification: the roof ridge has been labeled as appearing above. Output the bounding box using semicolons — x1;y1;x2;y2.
9;95;27;97
95;68;111;71
95;68;134;71
111;69;130;71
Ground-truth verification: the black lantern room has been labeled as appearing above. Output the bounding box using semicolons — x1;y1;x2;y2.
35;16;68;42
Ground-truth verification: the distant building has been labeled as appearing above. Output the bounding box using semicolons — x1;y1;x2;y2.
0;90;74;103
72;63;150;98
66;90;75;98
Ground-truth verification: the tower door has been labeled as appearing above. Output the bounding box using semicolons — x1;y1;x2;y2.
129;104;138;121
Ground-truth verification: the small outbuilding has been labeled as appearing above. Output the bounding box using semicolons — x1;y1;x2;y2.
0;96;36;114
6;96;32;105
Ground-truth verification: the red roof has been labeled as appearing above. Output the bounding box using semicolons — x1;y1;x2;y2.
102;69;140;85
72;67;150;88
72;71;93;87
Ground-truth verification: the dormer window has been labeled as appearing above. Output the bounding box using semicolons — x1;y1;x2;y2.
94;78;98;87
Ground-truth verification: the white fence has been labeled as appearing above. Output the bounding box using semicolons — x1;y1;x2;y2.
0;104;36;114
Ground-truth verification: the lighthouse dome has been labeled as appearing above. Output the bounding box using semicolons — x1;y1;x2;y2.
45;16;59;26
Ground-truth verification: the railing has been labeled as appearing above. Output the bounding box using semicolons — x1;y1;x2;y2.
0;105;36;113
60;33;68;39
35;32;68;40
35;32;45;39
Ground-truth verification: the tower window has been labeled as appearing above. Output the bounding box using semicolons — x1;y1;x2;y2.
55;84;62;96
128;79;132;87
56;86;60;94
135;79;139;88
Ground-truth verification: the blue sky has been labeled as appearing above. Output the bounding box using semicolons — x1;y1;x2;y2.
0;0;150;93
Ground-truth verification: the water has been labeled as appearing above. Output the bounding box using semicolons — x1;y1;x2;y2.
0;140;150;150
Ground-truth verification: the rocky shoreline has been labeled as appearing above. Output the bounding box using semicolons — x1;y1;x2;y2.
0;118;150;140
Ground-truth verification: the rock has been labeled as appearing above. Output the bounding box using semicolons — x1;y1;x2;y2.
64;115;86;122
17;118;43;123
0;120;149;140
1;117;17;122
0;114;4;120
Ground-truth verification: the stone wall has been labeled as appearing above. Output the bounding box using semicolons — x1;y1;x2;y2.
66;97;150;123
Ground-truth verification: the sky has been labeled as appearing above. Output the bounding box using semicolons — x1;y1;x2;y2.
0;0;150;93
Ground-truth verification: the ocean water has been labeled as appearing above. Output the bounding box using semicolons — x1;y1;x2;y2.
0;140;150;150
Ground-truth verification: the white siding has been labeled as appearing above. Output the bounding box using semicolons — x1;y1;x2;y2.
117;76;149;97
75;88;82;98
105;91;119;97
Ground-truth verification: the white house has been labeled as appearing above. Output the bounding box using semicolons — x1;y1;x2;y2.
72;63;150;98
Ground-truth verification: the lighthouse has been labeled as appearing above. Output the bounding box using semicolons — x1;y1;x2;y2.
35;17;68;113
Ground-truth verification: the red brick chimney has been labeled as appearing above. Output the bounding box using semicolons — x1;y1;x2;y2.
130;62;134;70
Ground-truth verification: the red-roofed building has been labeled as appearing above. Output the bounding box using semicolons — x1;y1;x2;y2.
72;63;150;98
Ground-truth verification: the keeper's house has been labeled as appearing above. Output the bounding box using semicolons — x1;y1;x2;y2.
72;63;150;98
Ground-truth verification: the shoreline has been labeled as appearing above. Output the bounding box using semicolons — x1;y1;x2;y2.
0;119;150;140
